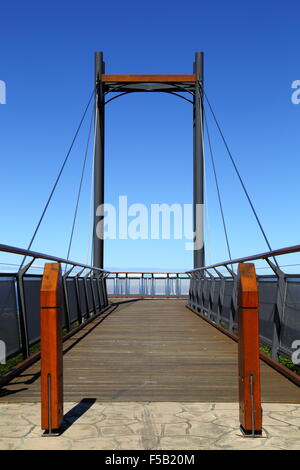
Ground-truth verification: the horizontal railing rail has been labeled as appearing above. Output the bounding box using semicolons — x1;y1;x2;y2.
107;272;190;297
0;243;110;365
0;243;110;273
1;241;299;387
187;244;300;367
187;243;300;272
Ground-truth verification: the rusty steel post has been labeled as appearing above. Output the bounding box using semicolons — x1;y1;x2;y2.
40;263;63;435
237;262;262;436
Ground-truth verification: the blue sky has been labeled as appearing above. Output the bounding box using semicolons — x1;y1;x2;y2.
0;0;300;271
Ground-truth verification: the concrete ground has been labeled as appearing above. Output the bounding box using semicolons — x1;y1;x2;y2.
0;402;299;450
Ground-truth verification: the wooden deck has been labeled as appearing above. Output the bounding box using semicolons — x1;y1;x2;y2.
0;299;299;403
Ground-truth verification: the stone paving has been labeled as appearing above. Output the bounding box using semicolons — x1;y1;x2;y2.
0;402;299;450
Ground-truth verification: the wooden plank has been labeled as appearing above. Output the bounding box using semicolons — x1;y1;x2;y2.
102;74;197;83
0;300;299;404
40;263;63;432
238;263;262;436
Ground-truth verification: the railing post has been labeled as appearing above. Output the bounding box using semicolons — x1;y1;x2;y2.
214;268;225;324
75;268;85;324
265;258;286;360
225;265;238;333
17;259;35;359
237;263;262;437
103;275;108;306
196;272;202;312
62;266;73;332
40;263;63;436
83;271;91;319
97;273;104;308
205;269;215;321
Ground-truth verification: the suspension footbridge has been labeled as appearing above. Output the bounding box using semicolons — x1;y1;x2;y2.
0;53;299;446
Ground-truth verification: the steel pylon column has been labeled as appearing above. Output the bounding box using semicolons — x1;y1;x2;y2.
193;52;205;268
93;52;105;268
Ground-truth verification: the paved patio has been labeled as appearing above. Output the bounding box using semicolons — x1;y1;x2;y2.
0;402;299;450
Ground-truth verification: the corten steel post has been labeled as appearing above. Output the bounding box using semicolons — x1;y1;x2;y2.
93;51;105;268
237;263;262;436
193;52;205;268
40;263;63;435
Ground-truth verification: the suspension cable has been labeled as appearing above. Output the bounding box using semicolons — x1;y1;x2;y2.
21;89;95;267
65;110;94;266
86;103;97;266
203;127;212;266
203;109;232;262
202;88;277;265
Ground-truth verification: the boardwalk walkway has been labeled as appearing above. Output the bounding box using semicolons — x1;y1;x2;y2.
0;299;299;403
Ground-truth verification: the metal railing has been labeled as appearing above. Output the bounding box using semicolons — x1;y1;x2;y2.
187;244;300;363
0;244;110;362
1;241;300;383
107;272;190;297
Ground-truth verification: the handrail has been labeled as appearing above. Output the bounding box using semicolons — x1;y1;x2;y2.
0;243;110;275
187;244;300;386
109;272;189;276
0;243;110;363
107;271;189;297
6;241;300;276
186;243;300;273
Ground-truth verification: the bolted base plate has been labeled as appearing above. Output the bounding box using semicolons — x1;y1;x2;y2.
240;425;263;438
42;429;61;437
